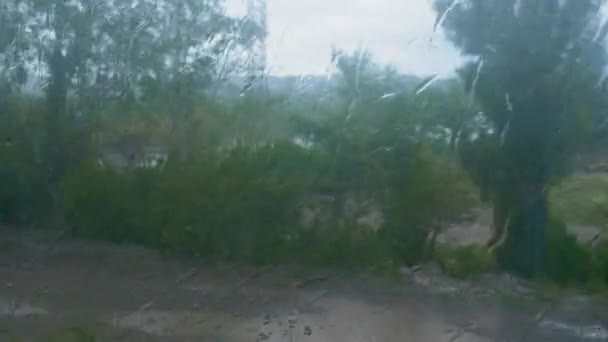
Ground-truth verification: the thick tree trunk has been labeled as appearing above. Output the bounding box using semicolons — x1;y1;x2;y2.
493;183;547;278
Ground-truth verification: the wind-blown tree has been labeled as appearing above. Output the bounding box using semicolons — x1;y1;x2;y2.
0;0;263;163
109;0;262;160
0;0;109;183
434;0;608;276
0;0;263;225
0;1;25;95
286;50;477;261
331;48;400;111
415;79;483;152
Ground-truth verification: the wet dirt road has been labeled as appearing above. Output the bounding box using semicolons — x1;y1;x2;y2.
1;228;607;341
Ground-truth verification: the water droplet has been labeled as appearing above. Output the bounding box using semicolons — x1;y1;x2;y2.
414;74;438;95
500;118;512;147
505;93;513;112
378;92;397;100
468;59;484;104
513;0;522;17
434;0;462;32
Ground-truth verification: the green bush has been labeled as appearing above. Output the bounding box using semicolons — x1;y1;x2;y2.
292;225;389;267
383;147;478;265
0;96;88;226
437;245;495;278
154;146;310;262
591;240;608;284
62;163;141;243
550;174;608;226
0;102;44;224
62;143;312;262
380;224;429;266
60;140;477;267
0;140;51;224
544;218;593;285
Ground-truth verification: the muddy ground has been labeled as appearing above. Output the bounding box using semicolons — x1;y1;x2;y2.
1;227;607;342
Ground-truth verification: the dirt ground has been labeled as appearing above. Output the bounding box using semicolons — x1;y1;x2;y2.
1;227;607;342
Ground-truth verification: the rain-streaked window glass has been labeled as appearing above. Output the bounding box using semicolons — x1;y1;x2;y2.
1;0;608;341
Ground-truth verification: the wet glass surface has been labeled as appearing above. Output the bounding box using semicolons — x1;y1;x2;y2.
2;0;608;340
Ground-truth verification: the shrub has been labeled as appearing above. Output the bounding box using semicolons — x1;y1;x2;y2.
544;217;593;285
61;162;146;243
591;240;608;285
60;140;477;268
383;147;478;265
437;245;495;278
151;145;310;262
0;103;49;224
550;174;608;226
0;96;89;226
292;225;390;267
61;143;315;262
0;142;52;225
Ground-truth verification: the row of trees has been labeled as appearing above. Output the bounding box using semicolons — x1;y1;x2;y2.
0;0;263;171
2;0;608;278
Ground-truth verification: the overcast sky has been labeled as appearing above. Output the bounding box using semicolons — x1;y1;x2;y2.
227;0;465;77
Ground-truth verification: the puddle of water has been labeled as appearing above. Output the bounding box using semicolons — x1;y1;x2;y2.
0;298;48;317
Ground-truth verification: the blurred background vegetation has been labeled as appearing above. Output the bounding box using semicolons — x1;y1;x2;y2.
2;0;608;289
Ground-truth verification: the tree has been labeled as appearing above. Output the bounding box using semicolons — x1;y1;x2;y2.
111;0;262;160
414;79;482;152
434;0;608;276
0;1;25;95
0;0;263;164
331;48;398;110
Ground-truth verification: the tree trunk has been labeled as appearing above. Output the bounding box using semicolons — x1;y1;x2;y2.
45;45;70;180
493;183;547;278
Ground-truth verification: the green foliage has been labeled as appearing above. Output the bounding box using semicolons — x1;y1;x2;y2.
61;136;475;267
384;148;479;264
63;143;309;262
591;240;608;285
0;97;53;224
292;226;389;267
544;218;593;285
550;174;608;227
0;0;607;302
3;50;480;270
62;163;148;243
45;326;97;342
437;246;495;279
434;0;608;277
